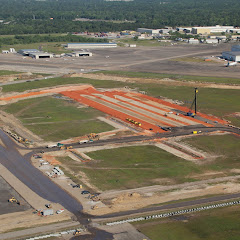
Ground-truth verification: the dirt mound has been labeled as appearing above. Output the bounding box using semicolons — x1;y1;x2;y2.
112;192;141;204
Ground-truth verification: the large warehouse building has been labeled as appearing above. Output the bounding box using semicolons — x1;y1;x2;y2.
222;51;240;62
137;28;160;35
66;43;117;49
192;25;234;34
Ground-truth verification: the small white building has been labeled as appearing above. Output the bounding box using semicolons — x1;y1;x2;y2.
188;38;199;44
222;51;240;62
232;45;240;51
206;39;219;44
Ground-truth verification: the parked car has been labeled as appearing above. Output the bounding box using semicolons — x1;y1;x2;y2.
56;209;64;214
81;190;90;195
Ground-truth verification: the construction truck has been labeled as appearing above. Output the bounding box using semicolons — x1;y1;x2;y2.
8;197;20;205
57;143;64;148
67;146;73;150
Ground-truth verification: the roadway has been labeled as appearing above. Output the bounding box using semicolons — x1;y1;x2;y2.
35;125;240;152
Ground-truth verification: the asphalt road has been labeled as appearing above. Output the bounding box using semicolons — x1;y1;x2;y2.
36;125;240;153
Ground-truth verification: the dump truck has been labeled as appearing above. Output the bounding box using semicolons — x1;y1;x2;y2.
57;143;64;147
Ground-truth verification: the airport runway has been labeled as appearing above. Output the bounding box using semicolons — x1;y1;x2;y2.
1;44;239;78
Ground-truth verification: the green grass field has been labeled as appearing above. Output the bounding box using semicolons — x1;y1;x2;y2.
183;134;240;171
93;70;240;85
0;70;22;76
73;134;240;190
117;39;171;47
1;96;114;141
0;42;71;54
135;205;240;240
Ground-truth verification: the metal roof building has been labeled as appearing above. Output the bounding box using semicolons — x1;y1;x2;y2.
66;43;117;49
18;49;40;56
29;52;53;59
222;51;240;62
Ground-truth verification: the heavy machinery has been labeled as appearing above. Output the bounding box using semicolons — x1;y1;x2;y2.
74;229;82;236
91;205;99;210
67;146;73;150
87;133;99;140
8;197;20;205
187;88;198;117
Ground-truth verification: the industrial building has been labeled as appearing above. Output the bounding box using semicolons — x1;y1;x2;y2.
192;25;234;34
222;51;240;62
137;28;160;35
66;43;117;49
18;49;53;59
29;52;53;59
72;51;92;57
18;49;40;56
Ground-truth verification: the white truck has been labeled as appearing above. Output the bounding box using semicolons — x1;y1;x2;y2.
46;144;58;148
79;140;89;144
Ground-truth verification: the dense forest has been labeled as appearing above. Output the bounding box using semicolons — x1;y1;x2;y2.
0;0;240;34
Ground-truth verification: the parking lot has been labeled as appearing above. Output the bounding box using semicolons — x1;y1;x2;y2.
0;176;31;215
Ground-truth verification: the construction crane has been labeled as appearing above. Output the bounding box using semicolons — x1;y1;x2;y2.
187;88;198;117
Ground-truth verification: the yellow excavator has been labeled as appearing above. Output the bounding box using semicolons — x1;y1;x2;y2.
8;197;21;205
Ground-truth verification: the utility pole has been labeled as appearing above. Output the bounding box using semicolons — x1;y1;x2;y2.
194;88;198;114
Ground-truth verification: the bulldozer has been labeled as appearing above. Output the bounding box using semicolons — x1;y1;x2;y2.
8;197;20;205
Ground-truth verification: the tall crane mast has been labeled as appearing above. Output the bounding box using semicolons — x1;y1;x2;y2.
187;88;198;117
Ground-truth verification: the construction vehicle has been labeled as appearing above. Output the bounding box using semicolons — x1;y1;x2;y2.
74;229;82;236
87;133;99;140
187;88;198;117
91;205;99;210
66;146;73;150
57;143;64;148
8;197;20;205
45;203;52;208
90;194;100;202
60;146;65;150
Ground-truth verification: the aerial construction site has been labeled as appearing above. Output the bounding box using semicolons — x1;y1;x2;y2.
0;47;239;239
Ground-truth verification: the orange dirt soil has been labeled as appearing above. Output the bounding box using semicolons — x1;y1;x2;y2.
0;85;227;134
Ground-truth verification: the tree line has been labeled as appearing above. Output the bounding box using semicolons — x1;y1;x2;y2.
0;34;107;47
0;0;240;35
